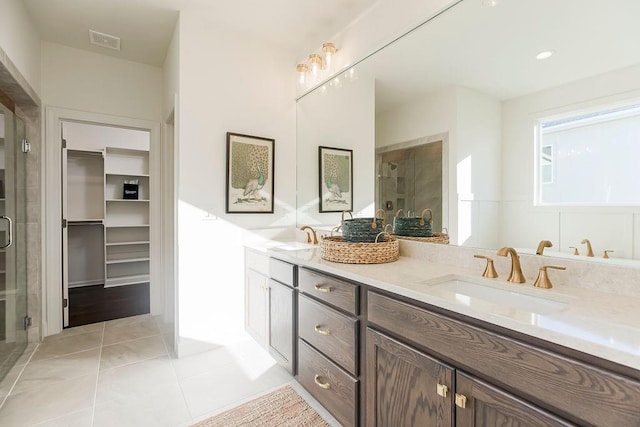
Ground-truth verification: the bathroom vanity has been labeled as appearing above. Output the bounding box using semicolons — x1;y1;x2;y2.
246;243;640;426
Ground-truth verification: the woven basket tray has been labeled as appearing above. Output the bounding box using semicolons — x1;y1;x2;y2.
393;231;450;244
321;235;399;264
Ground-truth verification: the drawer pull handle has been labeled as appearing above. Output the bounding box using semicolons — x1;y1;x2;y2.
314;374;331;390
437;383;448;398
314;284;333;293
314;324;331;335
455;393;467;409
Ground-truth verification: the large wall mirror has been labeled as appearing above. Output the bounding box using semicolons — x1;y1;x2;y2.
296;0;640;266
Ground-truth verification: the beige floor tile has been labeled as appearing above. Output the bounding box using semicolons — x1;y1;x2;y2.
102;318;160;346
31;332;103;362
96;355;178;403
51;323;104;340
13;348;100;394
93;381;191;427
34;407;94;427
0;374;96;427
179;362;291;418
13;342;39;366
100;335;167;371
104;314;152;327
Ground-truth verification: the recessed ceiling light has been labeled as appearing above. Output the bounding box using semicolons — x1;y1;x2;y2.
482;0;499;7
536;50;554;60
89;30;121;51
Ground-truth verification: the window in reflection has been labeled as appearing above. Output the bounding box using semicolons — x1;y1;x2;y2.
537;102;640;205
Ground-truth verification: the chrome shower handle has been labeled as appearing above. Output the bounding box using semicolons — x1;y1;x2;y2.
0;216;13;249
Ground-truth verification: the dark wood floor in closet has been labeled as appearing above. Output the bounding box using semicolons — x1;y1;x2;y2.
68;283;150;328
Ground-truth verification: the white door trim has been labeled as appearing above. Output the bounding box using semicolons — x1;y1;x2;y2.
43;107;161;337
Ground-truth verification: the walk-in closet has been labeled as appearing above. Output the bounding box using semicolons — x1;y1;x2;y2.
62;121;151;327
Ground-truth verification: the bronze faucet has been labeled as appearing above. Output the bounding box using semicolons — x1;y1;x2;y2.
300;225;319;245
569;246;579;255
533;265;566;289
497;247;526;283
581;239;594;257
603;250;614;259
536;240;553;255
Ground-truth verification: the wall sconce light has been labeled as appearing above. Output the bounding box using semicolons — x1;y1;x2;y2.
308;53;324;79
296;42;339;89
322;42;337;71
296;63;309;87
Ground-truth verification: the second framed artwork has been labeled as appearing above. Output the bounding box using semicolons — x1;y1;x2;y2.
318;146;353;212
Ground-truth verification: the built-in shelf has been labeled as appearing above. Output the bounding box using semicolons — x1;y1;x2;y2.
106;199;150;202
105;274;150;288
105;224;150;228
105;172;150;178
106;257;150;265
106;241;150;247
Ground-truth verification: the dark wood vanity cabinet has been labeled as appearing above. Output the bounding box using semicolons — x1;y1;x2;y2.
367;290;640;427
366;328;454;426
455;372;574;427
296;267;360;427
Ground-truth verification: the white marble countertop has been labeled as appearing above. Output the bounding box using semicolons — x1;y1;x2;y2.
255;242;640;372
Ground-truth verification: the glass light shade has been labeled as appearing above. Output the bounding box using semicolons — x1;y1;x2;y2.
296;63;309;88
309;54;323;78
322;43;337;71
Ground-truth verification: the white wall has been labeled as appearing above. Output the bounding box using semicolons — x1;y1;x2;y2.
501;63;640;259
297;76;376;227
41;42;163;121
163;21;180;121
0;0;41;94
175;8;297;356
376;86;501;248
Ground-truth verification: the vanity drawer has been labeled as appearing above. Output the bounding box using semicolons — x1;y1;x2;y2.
269;257;296;287
298;294;358;375
367;291;640;427
298;339;358;427
299;268;358;315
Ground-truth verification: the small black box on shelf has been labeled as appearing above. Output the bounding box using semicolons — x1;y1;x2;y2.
123;183;139;200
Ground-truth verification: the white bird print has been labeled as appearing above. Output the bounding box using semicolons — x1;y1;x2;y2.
326;176;343;201
243;165;265;200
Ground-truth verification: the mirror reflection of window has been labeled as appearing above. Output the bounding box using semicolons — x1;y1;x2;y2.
537;102;640;205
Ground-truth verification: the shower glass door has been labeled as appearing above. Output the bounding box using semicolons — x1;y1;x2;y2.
0;104;28;383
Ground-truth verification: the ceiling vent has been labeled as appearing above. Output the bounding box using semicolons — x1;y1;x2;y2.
89;30;121;51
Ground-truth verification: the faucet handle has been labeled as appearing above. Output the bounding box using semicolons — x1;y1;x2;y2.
568;246;579;256
533;265;566;289
474;255;498;278
603;250;614;259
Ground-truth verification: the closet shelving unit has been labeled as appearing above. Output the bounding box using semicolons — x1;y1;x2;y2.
103;147;150;288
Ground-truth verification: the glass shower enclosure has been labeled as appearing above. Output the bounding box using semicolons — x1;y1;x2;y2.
0;103;28;383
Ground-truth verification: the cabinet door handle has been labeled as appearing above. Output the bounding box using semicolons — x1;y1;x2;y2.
437;383;448;398
314;374;331;390
314;284;332;293
314;324;331;336
455;393;467;409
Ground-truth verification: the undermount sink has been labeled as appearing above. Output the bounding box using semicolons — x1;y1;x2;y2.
427;279;569;316
273;241;317;251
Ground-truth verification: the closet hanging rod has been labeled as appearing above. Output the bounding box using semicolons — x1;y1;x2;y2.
68;220;104;226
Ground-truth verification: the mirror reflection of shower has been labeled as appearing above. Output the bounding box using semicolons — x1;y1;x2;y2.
376;139;443;231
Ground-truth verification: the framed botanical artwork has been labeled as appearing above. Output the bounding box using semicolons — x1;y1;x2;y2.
226;132;275;213
318;146;353;212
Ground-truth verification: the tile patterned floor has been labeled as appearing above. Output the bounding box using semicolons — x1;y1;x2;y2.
0;315;341;427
